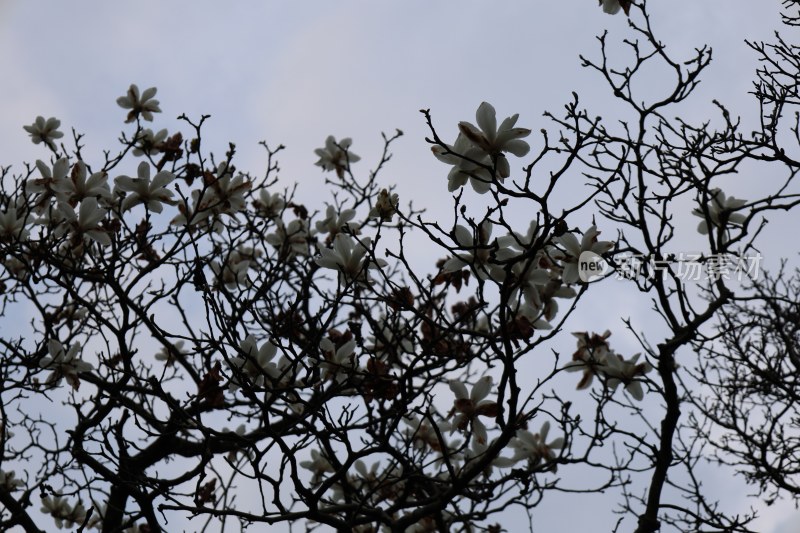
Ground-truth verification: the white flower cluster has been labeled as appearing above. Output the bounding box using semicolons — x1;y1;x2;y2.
315;233;387;285
314;135;361;178
39;339;93;390
23;116;63;150
432;101;531;193
40;494;87;529
565;330;653;401
211;247;262;289
171;163;252;231
441;220;613;329
229;334;280;389
692;188;747;241
0;470;24;491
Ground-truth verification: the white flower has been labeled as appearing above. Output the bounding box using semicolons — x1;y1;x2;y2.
300;449;334;485
368;189;399;221
86;503;106;530
442;221;504;281
23;116;64;150
39;340;93;390
457;101;531;178
116;84;161;123
41;494;86;529
320;337;358;383
60;161;112;205
155;341;186;366
448;376;499;445
692;188;747;236
202;163;252;216
266;219;311;258
502;422;564;467
315;204;359;235
431;132;494;193
314;135;361;178
55;198;111;247
315;234;386;284
211;248;260;289
170;188;217;229
27;158;71;212
132;128;168;156
3;256;29;280
603;352;653;401
114;161;175;213
229;335;279;389
600;0;631;15
0;470;24;491
565;330;612;390
254;190;285;219
0;205;29;242
553;225;614;284
431;102;531;194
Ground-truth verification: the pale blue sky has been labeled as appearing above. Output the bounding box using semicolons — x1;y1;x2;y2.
1;1;798;531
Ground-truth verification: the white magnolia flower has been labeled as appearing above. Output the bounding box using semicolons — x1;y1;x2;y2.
155;341;186;366
457;101;531;178
0;470;24;491
117;84;161;123
114;161;175;213
229;335;279;389
3;256;29;280
86;503;107;530
503;421;564;467
692;188;747;236
300;449;335;485
368;189;399;221
443;221;504;281
55;198;111;247
565;330;612;390
431;132;494;193
39;339;93;390
449;376;499;445
320;336;358;383
508;299;555;331
314;135;361;178
59;161;112;205
27;158;71;211
495;220;541;260
211;248;259;289
254;190;285;219
41;494;86;529
316;233;386;284
0;205;30;242
266;219;311;258
600;0;631;15
170;188;217;229
132;128;168;156
23;116;64;150
553;225;614;284
199;162;252;217
603;352;653;401
315;204;359;235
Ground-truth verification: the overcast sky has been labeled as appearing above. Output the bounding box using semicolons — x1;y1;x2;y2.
1;1;799;532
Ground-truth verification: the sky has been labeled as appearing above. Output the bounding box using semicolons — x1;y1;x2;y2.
1;1;799;532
